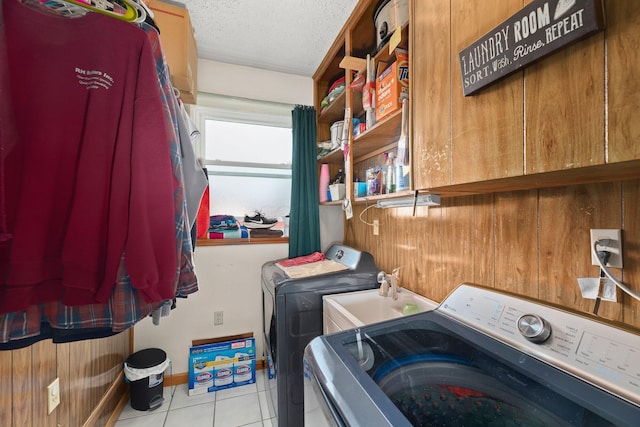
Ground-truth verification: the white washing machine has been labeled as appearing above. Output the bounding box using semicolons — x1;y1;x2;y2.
304;283;640;426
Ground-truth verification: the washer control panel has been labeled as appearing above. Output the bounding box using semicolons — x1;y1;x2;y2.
438;284;640;407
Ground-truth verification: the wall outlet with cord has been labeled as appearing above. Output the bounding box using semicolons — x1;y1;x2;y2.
590;229;622;268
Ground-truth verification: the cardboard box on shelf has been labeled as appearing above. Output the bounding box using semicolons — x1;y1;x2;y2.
188;334;256;396
375;48;409;122
147;0;198;104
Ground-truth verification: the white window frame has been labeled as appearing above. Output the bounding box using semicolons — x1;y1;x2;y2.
189;93;293;221
190;92;293;165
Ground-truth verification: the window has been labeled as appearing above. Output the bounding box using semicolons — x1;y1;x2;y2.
191;94;292;223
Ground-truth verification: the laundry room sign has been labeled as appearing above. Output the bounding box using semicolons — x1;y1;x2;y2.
458;0;605;96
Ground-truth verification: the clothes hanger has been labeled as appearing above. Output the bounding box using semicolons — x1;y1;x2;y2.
134;0;153;20
21;0;146;23
64;0;138;22
18;0;89;18
121;0;146;24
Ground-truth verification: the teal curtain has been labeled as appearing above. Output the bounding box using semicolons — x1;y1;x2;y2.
289;105;320;258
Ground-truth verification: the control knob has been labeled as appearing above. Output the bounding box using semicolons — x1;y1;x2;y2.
517;314;551;343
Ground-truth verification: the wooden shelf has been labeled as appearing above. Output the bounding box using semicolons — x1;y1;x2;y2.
352;109;402;162
352;189;415;204
315;0;412;205
320;200;345;207
317;147;345;165
318;91;346;124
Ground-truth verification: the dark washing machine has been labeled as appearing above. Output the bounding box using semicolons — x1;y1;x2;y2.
261;244;379;427
304;283;640;426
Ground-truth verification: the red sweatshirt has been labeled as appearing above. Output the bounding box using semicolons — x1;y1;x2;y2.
0;0;178;313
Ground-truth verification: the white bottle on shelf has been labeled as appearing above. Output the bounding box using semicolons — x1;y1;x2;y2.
385;152;396;194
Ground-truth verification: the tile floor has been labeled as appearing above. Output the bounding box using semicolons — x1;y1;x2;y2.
115;371;274;427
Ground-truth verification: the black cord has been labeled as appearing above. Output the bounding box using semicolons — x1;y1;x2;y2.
597;250;612;265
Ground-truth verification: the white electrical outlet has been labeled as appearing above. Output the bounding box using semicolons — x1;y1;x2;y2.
590;229;623;268
373;220;379;236
47;377;60;414
214;311;223;325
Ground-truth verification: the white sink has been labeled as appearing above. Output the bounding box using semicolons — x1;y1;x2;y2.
323;288;439;333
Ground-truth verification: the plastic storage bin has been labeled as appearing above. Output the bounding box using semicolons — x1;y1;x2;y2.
124;348;171;411
330;120;344;149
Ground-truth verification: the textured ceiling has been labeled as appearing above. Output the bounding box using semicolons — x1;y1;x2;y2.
178;0;359;77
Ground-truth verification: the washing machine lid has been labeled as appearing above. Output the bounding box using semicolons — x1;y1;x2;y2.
261;245;379;295
308;286;640;426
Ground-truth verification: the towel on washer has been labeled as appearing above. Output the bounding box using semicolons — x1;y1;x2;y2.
277;251;325;267
277;259;348;279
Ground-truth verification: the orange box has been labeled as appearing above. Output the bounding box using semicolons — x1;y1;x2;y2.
148;0;198;104
375;49;409;121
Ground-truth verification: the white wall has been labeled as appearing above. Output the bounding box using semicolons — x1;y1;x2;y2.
134;60;344;374
320;205;345;252
197;59;314;105
134;244;288;373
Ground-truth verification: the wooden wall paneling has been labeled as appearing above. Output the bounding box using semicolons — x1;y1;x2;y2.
99;337;114;390
390;206;443;301
68;339;93;426
606;1;640;163
89;339;102;421
111;332;128;382
92;335;127;419
56;342;70;427
378;209;398;270
439;196;477;300
370;209;388;269
494;190;539;297
12;346;32;427
411;0;451;189
525;34;605;173
345;206;364;254
622;179;640;328
31;341;57;427
0;350;12;426
417;206;445;301
346;203;382;266
470;194;495;287
344;205;365;252
87;334;128;427
538;183;623;321
450;0;524;185
94;338;107;407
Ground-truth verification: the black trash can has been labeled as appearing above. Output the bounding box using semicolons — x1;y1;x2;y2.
124;348;168;411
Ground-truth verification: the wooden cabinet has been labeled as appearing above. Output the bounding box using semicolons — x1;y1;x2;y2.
449;0;524;185
411;0;640;195
606;0;640;163
314;0;412;205
321;0;640;201
525;35;604;174
413;0;525;189
411;0;450;189
148;0;198;104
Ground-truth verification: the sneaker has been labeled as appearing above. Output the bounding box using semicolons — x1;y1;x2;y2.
244;211;277;229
